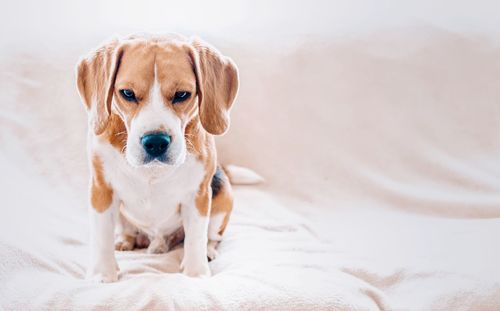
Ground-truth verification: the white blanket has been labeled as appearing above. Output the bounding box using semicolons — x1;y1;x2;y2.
1;28;500;310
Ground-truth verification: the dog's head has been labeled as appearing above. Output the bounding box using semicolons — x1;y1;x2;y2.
76;34;238;167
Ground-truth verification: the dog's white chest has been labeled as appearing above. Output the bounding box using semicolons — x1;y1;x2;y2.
97;141;205;236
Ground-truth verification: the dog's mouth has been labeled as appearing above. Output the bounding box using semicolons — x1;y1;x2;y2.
124;150;172;169
136;151;186;169
142;158;173;168
124;133;187;169
143;154;170;166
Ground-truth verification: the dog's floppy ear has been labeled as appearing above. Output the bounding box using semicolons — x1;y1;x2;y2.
76;39;124;135
189;38;239;135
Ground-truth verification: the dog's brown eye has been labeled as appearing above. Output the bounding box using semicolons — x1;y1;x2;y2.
172;91;191;104
119;89;137;102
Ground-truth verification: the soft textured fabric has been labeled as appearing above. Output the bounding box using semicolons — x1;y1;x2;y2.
1;28;500;310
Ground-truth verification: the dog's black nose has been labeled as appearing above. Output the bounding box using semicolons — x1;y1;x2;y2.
141;133;171;158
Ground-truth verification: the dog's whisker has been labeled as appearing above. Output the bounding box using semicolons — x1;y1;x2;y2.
186;141;198;153
121;142;127;154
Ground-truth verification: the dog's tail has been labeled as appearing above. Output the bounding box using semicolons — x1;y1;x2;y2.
223;164;264;185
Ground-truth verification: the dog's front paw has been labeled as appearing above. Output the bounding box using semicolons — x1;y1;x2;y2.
86;271;118;283
181;258;211;278
207;241;219;261
86;260;119;283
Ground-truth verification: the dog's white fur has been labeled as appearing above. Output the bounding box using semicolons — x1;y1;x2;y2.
125;65;187;168
86;88;211;282
77;34;242;283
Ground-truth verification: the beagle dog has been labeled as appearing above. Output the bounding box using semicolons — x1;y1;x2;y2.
76;33;238;282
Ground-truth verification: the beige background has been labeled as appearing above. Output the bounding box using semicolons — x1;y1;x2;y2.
1;1;500;309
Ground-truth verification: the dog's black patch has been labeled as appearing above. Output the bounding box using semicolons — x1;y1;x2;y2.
211;166;224;197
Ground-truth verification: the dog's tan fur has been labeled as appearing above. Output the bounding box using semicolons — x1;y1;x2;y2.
90;155;113;213
76;34;238;281
78;34;236;219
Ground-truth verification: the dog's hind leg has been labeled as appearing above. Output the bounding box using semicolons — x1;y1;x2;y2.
114;208;138;251
207;168;233;261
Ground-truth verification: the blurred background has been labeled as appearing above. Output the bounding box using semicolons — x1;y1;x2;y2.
2;1;500;309
1;0;500;215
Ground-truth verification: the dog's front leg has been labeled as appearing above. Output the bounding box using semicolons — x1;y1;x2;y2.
86;198;119;283
180;191;211;277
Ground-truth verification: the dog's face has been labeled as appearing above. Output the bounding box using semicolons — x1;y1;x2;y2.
77;35;238;167
115;42;197;167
